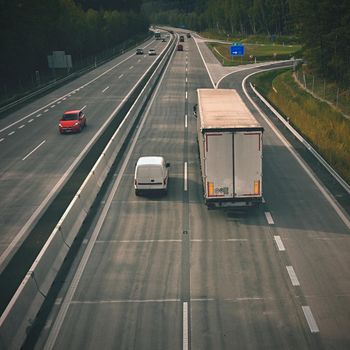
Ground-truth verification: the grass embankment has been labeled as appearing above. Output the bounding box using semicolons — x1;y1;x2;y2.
252;69;350;184
206;42;301;66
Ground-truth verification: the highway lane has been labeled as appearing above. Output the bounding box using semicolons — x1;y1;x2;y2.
28;34;335;350
30;32;350;349
218;69;350;349
0;36;169;270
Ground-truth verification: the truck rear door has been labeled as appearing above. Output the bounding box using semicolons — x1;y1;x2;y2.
205;132;233;198
234;131;262;197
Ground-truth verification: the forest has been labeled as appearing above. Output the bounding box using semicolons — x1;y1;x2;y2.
0;0;148;91
0;0;349;93
145;0;350;86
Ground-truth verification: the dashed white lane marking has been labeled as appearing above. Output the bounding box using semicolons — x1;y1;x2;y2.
183;302;189;350
57;101;61;104
185;114;188;128
44;109;49;112
118;74;124;79
0;138;4;142
129;66;134;70
302;306;319;333
274;236;286;251
36;114;42;118
137;59;141;63
286;266;300;286
186;77;188;83
185;91;188;99
8;131;15;136
81;105;87;110
184;162;188;191
28;119;34;123
102;86;110;93
22;140;46;161
50;105;55;108
262;197;266;203
18;125;25;129
265;212;274;225
63;98;67;101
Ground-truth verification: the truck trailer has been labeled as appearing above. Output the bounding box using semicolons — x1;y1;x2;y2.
196;89;264;208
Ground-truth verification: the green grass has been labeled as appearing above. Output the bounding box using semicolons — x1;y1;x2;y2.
207;42;301;66
200;31;301;45
252;70;350;184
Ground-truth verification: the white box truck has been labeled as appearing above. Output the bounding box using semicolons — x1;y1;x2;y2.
196;89;263;208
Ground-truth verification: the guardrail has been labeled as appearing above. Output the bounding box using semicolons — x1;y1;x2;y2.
0;34;152;116
0;35;176;349
250;82;350;195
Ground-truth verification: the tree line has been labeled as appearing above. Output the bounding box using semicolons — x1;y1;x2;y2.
144;0;350;86
0;0;148;90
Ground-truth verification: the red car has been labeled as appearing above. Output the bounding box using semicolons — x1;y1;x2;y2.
59;110;86;134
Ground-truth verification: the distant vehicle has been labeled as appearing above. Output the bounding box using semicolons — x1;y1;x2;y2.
196;89;263;208
136;48;144;55
134;156;170;195
179;35;184;42
186;33;191;38
154;31;161;40
177;44;183;51
59;109;86;134
148;49;156;56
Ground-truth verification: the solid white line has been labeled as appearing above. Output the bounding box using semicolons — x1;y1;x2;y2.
95;239;181;243
185;114;188;128
44;43;175;350
22;140;46;161
118;74;124;79
302;306;319;333
193;37;215;88
184;162;188;191
274;236;286;251
265;212;274;225
0;39;168;272
18;125;25;129
2;47;158;135
102;86;110;93
242;74;350;230
286;266;300;286
183;302;189;350
71;299;180;304
191;239;248;242
8;131;15;136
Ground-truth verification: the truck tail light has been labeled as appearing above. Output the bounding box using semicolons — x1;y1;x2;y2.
208;181;214;196
254;180;260;195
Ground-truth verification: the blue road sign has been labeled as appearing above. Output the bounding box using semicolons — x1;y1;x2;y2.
230;45;244;56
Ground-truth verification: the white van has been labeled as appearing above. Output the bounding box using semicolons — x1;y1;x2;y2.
134;156;170;195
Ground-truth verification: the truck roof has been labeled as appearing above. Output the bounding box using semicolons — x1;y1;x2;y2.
197;89;263;132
